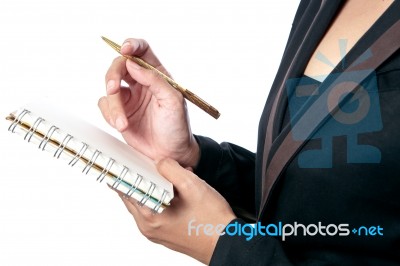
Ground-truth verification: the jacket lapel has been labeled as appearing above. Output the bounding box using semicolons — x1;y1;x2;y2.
259;1;400;218
258;0;343;215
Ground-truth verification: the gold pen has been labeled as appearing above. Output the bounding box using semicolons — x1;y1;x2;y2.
101;36;220;119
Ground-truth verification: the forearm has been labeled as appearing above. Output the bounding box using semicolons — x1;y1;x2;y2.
194;135;256;221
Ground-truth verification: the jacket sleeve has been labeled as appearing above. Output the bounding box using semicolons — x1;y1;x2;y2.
193;135;256;221
209;219;293;266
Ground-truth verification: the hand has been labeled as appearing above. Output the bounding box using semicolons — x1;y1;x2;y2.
98;38;200;168
113;158;236;265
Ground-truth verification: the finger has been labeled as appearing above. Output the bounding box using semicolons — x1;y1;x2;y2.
98;96;114;127
98;89;131;131
119;193;143;218
105;56;135;95
109;90;131;132
126;60;183;106
156;158;198;198
109;186;142;215
120;38;162;68
114;189;157;222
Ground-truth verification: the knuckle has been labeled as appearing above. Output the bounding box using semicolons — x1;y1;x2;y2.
124;38;135;44
112;56;124;64
141;208;155;221
138;38;149;47
180;178;196;192
138;220;160;240
157;158;173;171
135;38;150;55
97;96;106;107
126;206;136;217
169;89;185;104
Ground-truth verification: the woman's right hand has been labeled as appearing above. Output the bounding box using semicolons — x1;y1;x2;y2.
98;38;200;168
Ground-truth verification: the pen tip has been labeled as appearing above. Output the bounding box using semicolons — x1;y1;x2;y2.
101;36;122;54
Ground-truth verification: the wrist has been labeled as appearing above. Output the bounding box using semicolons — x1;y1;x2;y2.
181;135;201;169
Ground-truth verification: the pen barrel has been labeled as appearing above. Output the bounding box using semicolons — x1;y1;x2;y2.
179;89;221;119
130;56;220;119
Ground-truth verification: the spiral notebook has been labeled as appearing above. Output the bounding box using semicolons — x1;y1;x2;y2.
5;101;173;213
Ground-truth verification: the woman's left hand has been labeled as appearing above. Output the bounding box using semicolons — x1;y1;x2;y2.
113;158;236;265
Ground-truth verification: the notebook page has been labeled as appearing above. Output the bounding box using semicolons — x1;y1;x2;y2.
20;100;174;203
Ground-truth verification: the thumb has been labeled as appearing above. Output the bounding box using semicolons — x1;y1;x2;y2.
156;158;197;198
126;60;183;104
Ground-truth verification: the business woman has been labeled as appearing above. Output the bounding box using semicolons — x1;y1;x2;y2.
98;0;400;265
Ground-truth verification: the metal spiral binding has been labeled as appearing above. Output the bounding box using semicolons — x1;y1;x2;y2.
24;117;44;142
153;190;168;213
97;158;115;183
54;134;73;159
82;149;101;174
8;109;30;133
126;174;143;198
7;108;167;212
110;165;128;188
69;142;88;166
38;125;58;151
138;182;156;207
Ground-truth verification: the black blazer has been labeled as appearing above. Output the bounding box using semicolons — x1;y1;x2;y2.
194;0;400;265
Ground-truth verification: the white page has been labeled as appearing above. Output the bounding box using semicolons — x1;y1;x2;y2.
9;100;174;210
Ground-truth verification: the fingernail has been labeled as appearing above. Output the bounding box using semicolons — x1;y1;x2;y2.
127;59;141;70
106;80;115;93
121;42;131;53
116;116;126;131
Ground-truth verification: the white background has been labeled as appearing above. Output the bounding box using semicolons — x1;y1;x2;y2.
0;0;299;265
